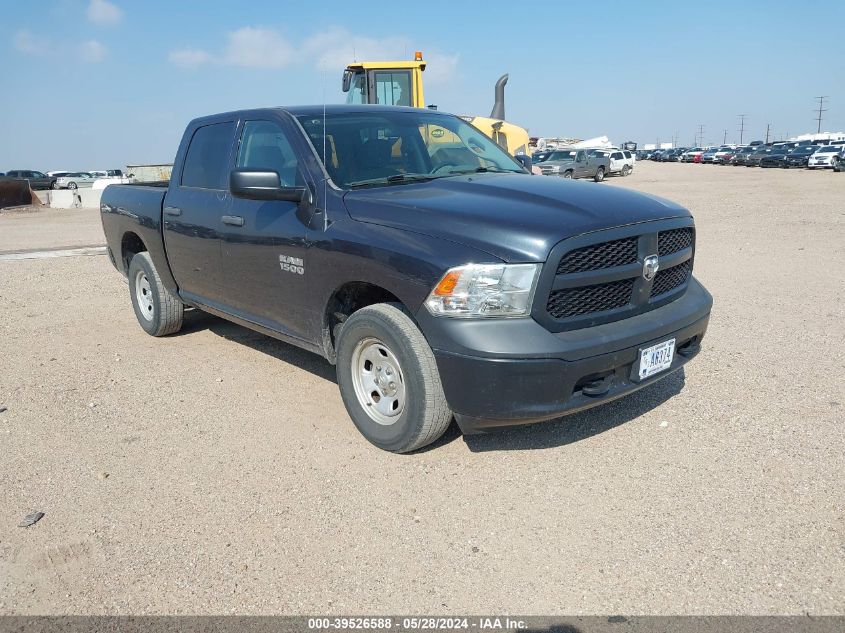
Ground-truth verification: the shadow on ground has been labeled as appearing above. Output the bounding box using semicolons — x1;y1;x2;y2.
180;308;686;453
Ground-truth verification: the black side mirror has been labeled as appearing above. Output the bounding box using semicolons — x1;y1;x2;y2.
230;169;308;202
514;155;532;171
342;69;352;93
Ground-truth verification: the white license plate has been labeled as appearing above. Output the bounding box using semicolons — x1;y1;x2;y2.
638;338;676;380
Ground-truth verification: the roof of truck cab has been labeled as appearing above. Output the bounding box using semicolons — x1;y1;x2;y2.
189;104;450;124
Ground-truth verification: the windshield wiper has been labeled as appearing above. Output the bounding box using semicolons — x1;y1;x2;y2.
445;166;522;176
347;173;437;189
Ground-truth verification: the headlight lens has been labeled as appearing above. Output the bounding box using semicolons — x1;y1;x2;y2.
425;263;541;318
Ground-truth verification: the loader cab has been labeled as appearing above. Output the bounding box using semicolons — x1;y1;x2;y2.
342;56;427;108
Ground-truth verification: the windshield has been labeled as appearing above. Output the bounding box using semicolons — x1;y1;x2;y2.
551;151;577;161
296;110;524;189
791;147;816;155
818;146;839;153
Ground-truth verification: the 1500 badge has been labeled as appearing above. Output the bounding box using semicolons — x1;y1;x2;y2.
279;254;304;275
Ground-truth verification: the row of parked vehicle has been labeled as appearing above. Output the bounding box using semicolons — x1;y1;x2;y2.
530;147;636;182
0;169;125;190
639;142;845;170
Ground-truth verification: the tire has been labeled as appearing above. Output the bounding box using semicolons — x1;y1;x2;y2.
127;252;184;336
336;303;452;453
594;167;605;182
621;165;631;176
51;181;59;190
562;170;573;179
68;182;77;190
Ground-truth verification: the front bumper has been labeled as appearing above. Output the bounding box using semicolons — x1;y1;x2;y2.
418;278;713;433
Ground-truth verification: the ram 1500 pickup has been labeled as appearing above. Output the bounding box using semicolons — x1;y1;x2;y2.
101;105;712;453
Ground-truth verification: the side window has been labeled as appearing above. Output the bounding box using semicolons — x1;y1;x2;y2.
624;151;632;159
612;152;623;160
236;120;300;187
373;71;412;106
181;121;235;190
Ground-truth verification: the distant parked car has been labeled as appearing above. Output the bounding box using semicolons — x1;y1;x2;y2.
833;151;845;172
745;147;776;167
681;148;703;162
781;145;819;168
700;149;719;164
88;169;125;179
760;147;793;168
606;149;635;175
3;170;53;189
729;147;755;165
808;146;841;169
538;149;610;181
54;172;96;189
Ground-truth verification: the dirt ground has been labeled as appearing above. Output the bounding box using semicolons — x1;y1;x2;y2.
0;163;843;615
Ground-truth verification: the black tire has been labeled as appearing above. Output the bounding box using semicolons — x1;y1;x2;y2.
621;165;631;176
594;167;605;182
127;252;183;336
51;181;59;190
562;170;573;179
336;303;451;453
68;182;77;190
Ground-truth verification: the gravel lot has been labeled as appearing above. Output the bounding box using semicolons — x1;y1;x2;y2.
1;163;843;615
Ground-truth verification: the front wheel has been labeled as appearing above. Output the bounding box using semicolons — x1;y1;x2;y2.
594;167;605;182
336;303;452;453
127;252;184;336
68;182;77;190
562;170;573;179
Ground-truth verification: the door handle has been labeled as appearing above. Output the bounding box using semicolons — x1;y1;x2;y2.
221;215;244;227
163;206;182;216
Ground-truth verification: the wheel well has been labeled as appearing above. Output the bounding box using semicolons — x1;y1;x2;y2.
121;232;147;273
322;282;403;363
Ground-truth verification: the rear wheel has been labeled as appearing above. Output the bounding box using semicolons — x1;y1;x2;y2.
68;182;77;190
127;252;184;336
621;165;631;176
336;303;452;453
594;167;605;182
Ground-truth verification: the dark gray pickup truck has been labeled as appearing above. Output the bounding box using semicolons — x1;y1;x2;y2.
101;104;712;452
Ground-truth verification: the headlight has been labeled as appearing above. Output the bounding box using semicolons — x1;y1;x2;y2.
425;263;541;318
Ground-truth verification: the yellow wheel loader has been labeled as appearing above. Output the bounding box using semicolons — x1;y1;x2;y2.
341;53;531;156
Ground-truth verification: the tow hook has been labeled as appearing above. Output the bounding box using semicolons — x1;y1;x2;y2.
581;374;615;397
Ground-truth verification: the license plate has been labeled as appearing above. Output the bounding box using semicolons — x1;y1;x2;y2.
637;339;676;380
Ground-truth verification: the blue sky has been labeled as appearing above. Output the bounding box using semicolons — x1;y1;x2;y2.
1;0;844;169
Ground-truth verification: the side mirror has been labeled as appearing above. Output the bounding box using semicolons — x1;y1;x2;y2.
342;69;352;93
230;169;307;203
514;155;532;171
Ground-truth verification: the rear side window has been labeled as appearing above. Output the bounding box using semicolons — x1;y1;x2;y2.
624;151;631;158
181;122;235;189
612;152;623;159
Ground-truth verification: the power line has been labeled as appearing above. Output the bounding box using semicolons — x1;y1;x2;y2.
814;96;828;133
738;114;746;145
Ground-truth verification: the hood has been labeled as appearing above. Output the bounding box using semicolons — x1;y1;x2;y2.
342;173;690;262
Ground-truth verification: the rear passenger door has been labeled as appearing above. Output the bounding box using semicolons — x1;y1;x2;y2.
163;120;235;305
220;118;312;339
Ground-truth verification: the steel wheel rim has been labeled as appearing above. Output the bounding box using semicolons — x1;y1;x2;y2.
134;270;154;322
350;337;406;425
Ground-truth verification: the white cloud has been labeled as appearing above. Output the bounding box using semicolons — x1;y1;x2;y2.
13;30;51;56
165;25;459;84
223;27;293;69
169;48;213;68
80;39;107;62
87;0;122;26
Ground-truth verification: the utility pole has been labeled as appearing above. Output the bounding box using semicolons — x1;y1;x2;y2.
697;124;705;147
765;123;771;144
814;96;828;133
738;114;746;144
723;129;728;144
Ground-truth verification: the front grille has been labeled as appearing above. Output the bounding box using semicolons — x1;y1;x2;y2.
650;260;692;297
657;228;693;256
557;237;638;274
538;222;696;331
547;278;634;319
